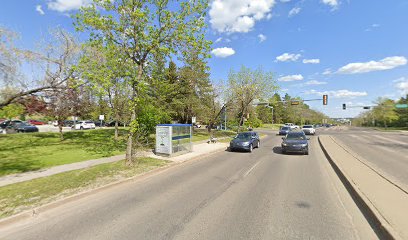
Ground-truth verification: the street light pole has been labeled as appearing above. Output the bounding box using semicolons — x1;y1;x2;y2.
266;105;274;124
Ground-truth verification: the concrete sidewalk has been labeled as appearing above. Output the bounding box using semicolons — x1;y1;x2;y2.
319;135;408;240
0;142;228;188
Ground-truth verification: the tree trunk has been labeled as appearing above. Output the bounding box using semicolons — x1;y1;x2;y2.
114;112;119;141
114;120;119;140
58;121;64;141
125;64;143;166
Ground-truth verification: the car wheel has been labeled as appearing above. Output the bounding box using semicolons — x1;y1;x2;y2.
282;149;286;154
257;141;260;148
80;126;83;130
249;144;253;152
304;149;309;155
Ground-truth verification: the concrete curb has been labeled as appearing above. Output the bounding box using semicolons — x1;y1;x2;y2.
318;136;404;240
0;144;228;230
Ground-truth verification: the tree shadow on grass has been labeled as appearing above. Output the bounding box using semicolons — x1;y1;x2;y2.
0;158;44;176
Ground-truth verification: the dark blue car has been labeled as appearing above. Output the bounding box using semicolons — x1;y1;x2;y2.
278;126;291;135
281;131;309;155
229;131;260;152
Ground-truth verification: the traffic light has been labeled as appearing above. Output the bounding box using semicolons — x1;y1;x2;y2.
342;104;346;110
323;95;328;105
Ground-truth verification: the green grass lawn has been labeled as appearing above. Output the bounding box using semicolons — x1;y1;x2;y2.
0;129;128;177
257;124;284;130
192;129;237;142
0;128;236;177
0;157;169;219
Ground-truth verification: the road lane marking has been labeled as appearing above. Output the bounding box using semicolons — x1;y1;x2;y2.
244;161;262;178
373;135;408;147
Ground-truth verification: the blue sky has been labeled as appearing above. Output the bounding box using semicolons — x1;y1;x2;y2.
1;0;408;118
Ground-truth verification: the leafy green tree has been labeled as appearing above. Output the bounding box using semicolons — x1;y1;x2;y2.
78;42;130;140
226;66;278;131
75;0;211;165
0;103;24;119
372;98;399;127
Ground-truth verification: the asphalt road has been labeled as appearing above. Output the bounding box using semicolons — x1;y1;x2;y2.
320;126;408;192
1;130;378;240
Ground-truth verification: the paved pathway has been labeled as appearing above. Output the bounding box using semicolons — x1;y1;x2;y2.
0;141;228;187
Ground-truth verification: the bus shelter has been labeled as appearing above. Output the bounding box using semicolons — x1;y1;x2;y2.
155;124;192;156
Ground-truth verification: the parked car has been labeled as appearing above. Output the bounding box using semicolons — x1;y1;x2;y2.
94;121;106;127
229;131;260;152
72;120;96;130
106;121;125;127
27;119;45;125
302;125;316;135
281;131;309;155
0;120;23;130
5;121;39;133
278;126;292;135
63;120;75;127
193;123;202;128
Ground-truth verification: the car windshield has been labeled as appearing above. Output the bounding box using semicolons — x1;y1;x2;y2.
281;127;290;130
85;121;94;124
15;122;30;127
286;133;306;140
235;133;251;140
303;126;312;128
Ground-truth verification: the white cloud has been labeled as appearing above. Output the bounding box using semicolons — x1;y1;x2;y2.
337;56;407;74
209;0;276;33
305;80;327;85
394;77;408;95
321;0;338;7
322;68;332;75
280;0;291;2
36;5;45;15
288;7;301;17
278;74;304;82
276;53;301;62
215;37;223;43
211;47;235;58
258;34;267;43
306;89;367;98
48;0;91;12
303;59;320;64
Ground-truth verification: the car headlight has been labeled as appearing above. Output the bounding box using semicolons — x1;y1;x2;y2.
241;142;250;146
282;143;287;147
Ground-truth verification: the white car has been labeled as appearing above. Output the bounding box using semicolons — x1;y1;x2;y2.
284;123;299;130
302;125;316;135
72;120;96;130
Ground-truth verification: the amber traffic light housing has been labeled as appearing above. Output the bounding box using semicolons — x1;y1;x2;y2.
323;95;328;105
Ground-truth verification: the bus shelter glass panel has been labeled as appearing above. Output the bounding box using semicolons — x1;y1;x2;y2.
156;124;192;156
171;125;192;154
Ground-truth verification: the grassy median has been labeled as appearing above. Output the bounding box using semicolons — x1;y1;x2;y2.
0;157;170;219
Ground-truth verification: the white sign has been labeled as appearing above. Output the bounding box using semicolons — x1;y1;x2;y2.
192;117;196;124
99;115;105;120
156;126;172;155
